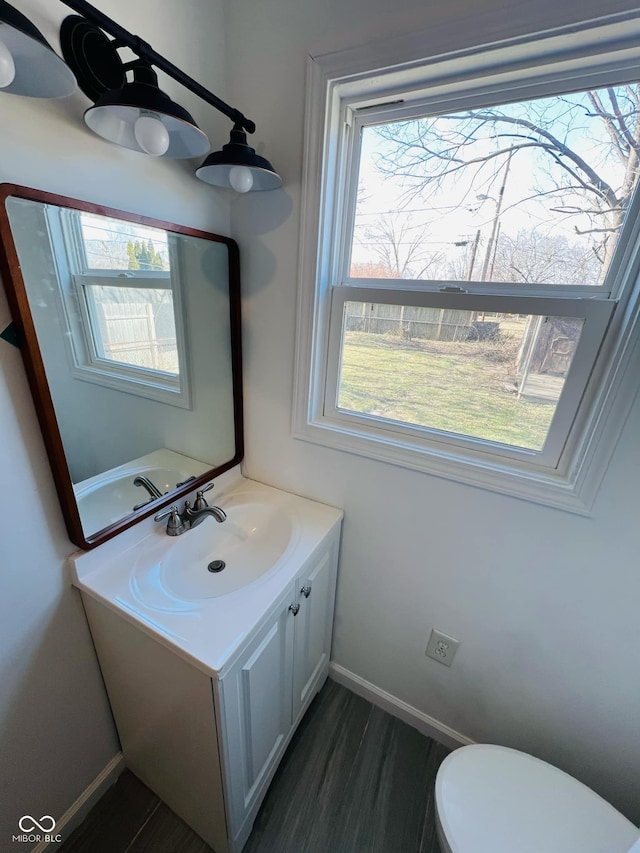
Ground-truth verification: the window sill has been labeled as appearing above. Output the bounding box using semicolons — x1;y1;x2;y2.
71;361;191;409
293;413;598;514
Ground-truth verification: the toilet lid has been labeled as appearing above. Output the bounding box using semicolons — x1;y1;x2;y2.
435;744;639;853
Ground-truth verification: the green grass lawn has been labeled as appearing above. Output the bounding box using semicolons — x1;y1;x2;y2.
337;332;556;450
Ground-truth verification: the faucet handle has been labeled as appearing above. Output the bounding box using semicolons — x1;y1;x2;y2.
133;497;154;511
154;505;178;521
176;475;196;488
154;505;187;536
194;482;214;510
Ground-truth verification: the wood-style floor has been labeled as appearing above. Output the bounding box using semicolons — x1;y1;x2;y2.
60;679;449;853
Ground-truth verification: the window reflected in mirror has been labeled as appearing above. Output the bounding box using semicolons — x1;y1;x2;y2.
37;205;191;407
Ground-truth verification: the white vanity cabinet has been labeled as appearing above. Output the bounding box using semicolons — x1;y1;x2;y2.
292;546;336;722
79;520;340;853
218;536;339;849
217;586;296;848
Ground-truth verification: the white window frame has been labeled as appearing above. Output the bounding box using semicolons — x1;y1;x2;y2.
46;207;192;409
292;12;640;514
326;288;613;469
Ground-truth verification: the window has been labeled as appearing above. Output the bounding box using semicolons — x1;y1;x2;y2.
293;16;640;511
49;209;191;408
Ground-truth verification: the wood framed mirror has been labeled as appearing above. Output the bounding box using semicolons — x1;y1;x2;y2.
0;184;243;549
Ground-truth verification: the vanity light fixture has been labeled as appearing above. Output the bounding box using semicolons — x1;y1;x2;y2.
196;124;282;193
56;0;282;188
0;0;281;190
59;15;210;159
0;0;77;97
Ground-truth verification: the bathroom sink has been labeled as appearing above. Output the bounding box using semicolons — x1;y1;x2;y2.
75;465;185;531
70;470;343;674
73;448;210;534
132;493;296;605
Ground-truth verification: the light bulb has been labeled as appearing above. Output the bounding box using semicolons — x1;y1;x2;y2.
229;165;254;193
134;115;170;156
0;39;16;89
87;108;123;143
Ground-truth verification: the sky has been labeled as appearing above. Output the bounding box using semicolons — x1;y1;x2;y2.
350;82;638;285
79;212;170;270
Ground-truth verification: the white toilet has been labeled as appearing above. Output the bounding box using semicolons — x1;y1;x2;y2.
435;744;640;853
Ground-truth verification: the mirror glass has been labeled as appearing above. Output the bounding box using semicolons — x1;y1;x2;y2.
0;186;242;548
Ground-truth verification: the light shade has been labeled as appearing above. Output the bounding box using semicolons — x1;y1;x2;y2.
84;78;210;159
196;125;282;191
0;0;76;98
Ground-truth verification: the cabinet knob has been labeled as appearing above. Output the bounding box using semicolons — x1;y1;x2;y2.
289;603;300;616
300;585;311;598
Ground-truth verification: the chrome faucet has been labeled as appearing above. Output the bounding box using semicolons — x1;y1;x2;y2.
184;501;227;527
154;483;226;535
133;475;165;511
134;475;164;499
153;505;188;536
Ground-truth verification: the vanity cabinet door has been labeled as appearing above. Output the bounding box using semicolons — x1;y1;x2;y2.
292;534;339;723
218;587;296;846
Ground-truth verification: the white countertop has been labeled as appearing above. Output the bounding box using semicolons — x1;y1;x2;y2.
69;468;343;678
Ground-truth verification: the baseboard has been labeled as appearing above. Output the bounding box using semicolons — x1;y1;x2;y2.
33;753;125;852
329;663;474;751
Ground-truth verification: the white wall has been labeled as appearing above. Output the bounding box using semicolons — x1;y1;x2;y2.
225;0;640;823
0;0;231;842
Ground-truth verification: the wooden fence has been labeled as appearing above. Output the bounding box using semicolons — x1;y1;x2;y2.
345;303;499;342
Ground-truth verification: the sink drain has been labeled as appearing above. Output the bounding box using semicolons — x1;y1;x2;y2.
208;559;226;573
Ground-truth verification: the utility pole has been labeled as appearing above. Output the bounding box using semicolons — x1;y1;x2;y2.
466;229;481;280
488;221;501;281
480;148;514;282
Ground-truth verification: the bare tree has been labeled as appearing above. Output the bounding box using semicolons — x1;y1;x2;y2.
354;211;443;278
374;85;640;274
492;229;602;285
350;261;394;278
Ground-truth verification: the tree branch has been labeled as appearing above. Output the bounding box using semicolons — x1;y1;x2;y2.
457;110;621;209
574;224;622;234
606;88;640;153
586;91;629;165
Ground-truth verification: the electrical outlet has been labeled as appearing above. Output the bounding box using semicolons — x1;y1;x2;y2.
426;629;459;667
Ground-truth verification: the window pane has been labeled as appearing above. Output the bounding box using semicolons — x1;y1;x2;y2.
351;83;640;285
337;301;584;450
80;213;170;272
86;285;179;375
